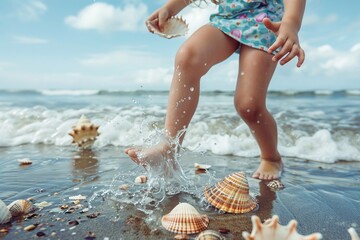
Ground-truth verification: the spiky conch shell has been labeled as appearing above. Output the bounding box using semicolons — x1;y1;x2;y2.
242;215;323;240
68;115;100;149
204;171;257;213
147;16;189;39
161;202;209;234
7;199;35;217
349;228;360;240
195;230;225;240
0;199;12;224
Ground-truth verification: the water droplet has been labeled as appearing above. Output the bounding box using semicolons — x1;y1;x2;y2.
246;109;251;113
183;84;186;88
204;63;207;66
188;97;191;100
190;87;194;92
183;111;186;114
256;120;260;124
240;72;245;76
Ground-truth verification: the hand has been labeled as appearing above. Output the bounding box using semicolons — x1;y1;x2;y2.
145;8;171;33
263;18;305;67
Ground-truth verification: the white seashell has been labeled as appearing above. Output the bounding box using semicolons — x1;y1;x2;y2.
34;201;53;208
242;215;323;240
17;158;32;165
349;228;360;240
194;163;211;170
68;115;100;149
7;199;35;217
135;175;148;184
147;16;189;39
195;230;225;240
69;195;87;200
267;180;285;191
0;199;12;224
162;202;209;234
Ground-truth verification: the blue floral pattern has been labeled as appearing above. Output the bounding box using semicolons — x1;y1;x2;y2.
209;0;284;54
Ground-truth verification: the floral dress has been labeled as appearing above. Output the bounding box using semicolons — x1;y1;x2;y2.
209;0;284;54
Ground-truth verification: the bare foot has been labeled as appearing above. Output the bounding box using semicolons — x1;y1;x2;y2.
124;143;170;167
252;159;283;180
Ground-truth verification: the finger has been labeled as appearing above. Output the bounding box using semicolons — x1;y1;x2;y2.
279;45;299;65
268;35;287;54
297;48;305;67
146;18;159;33
263;18;280;33
273;39;293;62
158;12;169;31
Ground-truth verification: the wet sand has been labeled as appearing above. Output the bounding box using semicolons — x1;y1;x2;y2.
0;145;359;239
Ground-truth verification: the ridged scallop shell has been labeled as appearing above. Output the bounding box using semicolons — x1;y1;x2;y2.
68;115;100;149
195;230;225;240
204;172;257;213
7;199;35;217
147;16;189;39
0;200;12;224
242;215;323;240
349;228;360;240
267;180;285;191
161;202;209;234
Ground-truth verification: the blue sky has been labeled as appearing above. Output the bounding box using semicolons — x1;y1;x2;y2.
0;0;359;91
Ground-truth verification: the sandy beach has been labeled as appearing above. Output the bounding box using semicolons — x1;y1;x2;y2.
1;145;359;239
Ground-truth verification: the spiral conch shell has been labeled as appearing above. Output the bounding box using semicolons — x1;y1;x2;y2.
0;199;12;224
69;115;100;149
349;228;360;240
161;202;209;234
147;16;189;39
242;215;323;240
7;199;35;217
204;171;257;213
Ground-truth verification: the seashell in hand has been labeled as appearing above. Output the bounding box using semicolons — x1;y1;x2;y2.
68;115;100;149
204;171;257;213
349;228;360;240
195;230;226;240
147;16;189;39
0;199;12;224
7;199;35;217
161;202;209;234
242;215;323;240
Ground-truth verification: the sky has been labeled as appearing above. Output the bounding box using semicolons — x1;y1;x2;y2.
0;0;360;91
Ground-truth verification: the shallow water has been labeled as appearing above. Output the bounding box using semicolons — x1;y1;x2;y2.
0;145;359;239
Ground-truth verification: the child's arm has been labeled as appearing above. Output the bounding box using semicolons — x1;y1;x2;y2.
146;0;192;32
263;0;306;67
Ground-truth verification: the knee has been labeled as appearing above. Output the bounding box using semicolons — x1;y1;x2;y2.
234;97;265;124
175;45;208;76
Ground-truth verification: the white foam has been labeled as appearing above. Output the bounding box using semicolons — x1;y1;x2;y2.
40;89;100;96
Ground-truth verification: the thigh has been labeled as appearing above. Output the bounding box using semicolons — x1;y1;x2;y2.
180;24;240;67
235;45;278;104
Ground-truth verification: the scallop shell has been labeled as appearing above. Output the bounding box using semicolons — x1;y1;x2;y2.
0;200;12;224
147;16;189;39
161;202;209;234
267;180;285;191
204;171;257;213
195;230;226;240
68;115;100;149
7;199;35;217
349;228;360;240
195;163;212;170
242;215;323;240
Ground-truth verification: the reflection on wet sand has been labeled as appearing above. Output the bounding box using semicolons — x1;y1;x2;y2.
71;150;99;183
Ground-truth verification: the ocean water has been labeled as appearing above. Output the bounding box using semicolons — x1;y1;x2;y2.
0;89;359;163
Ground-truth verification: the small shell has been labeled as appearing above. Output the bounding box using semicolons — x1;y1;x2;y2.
162;202;209;234
68;115;100;149
69;195;86;200
242;215;323;240
147;16;189;39
7;199;35;217
17;158;32;165
349;228;360;240
0;200;12;224
204;172;257;213
195;230;225;240
174;234;190;240
135;175;148;184
267;180;285;191
119;184;130;190
195;163;211;170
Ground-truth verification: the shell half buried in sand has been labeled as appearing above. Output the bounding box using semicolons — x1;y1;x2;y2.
161;202;209;234
204;171;257;214
147;16;189;39
242;215;323;240
7;199;35;217
68;115;100;149
0;199;12;224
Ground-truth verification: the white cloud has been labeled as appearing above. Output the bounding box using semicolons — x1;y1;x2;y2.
133;67;173;85
79;49;162;68
65;2;148;32
182;3;217;36
303;13;338;26
17;0;47;21
13;36;48;44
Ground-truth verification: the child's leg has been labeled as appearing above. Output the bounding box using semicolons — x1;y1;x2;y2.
125;25;239;165
234;45;282;180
